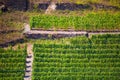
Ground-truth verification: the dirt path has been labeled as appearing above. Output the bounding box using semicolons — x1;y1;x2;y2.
27;30;87;35
24;44;33;80
24;29;120;39
88;32;120;38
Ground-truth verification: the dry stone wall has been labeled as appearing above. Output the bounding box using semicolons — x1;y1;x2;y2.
0;0;28;11
0;0;119;11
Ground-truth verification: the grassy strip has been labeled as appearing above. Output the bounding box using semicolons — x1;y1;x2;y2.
30;13;120;31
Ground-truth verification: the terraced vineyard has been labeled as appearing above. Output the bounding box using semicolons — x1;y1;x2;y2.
1;0;120;80
33;34;120;80
0;48;27;80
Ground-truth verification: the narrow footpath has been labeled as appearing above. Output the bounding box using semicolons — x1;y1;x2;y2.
24;24;120;39
25;30;120;39
24;44;33;80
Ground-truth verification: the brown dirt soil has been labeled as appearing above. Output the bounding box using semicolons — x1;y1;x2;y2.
27;43;33;54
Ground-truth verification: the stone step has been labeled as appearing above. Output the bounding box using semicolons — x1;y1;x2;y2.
26;65;31;68
24;76;31;80
26;58;32;61
24;44;33;80
25;70;31;72
26;61;31;63
26;67;32;71
25;74;31;77
27;56;32;58
24;76;30;78
26;63;32;66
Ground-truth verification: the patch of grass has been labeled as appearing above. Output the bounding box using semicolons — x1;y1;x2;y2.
0;11;30;31
0;32;24;44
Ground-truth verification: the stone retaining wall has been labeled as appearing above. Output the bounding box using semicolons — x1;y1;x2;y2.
0;0;119;11
0;0;28;11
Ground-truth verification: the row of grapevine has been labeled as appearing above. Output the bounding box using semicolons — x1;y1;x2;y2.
32;34;120;80
34;48;120;54
34;44;120;49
